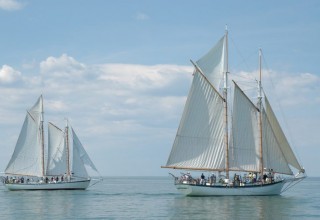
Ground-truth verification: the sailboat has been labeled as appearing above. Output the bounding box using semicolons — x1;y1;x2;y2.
1;95;100;190
161;29;306;196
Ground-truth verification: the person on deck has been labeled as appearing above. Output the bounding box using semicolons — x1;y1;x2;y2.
200;173;205;185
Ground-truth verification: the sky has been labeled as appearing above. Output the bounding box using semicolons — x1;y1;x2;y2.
0;0;319;177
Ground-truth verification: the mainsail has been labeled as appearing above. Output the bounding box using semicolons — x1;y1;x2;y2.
5;96;44;177
164;70;225;171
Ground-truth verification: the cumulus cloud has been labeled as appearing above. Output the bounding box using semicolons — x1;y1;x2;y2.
0;0;23;11
258;71;320;106
98;63;192;90
0;64;21;83
230;69;320;107
40;54;86;79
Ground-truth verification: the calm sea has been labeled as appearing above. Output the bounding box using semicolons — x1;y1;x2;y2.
0;176;319;219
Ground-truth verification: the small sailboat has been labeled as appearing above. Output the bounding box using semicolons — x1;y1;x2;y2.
161;29;306;196
1;95;100;190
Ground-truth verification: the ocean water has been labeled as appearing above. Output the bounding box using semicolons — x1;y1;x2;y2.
0;176;319;219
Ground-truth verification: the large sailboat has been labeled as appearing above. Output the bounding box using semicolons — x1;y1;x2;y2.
2;95;100;190
161;29;306;196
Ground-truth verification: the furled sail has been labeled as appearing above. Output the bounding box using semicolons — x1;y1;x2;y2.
71;128;97;178
47;122;67;176
196;35;227;90
229;82;260;172
264;96;302;172
164;71;225;170
5;96;43;176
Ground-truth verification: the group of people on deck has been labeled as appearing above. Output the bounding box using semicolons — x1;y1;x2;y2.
3;173;72;184
179;169;276;186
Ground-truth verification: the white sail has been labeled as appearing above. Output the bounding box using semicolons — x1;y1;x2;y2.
29;95;43;122
71;128;97;178
229;83;260;172
47;122;67;176
261;107;292;175
264;96;302;172
196;35;227;90
165;71;225;170
5;96;43;177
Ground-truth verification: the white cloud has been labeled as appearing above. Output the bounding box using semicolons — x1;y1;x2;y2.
0;64;21;83
231;69;320;107
40;54;86;79
98;63;192;90
0;0;23;11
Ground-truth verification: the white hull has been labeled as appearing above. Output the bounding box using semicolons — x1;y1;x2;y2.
175;181;285;196
4;180;90;191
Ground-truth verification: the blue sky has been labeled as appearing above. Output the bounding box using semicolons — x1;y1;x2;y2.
0;0;319;177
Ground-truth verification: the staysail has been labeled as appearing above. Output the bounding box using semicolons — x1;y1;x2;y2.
5;96;44;177
47;122;67;176
229;82;260;172
71;128;98;178
263;96;302;173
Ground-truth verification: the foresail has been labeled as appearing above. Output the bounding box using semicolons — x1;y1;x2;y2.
165;71;225;170
262;107;293;175
264;96;302;172
71;128;98;178
196;35;227;90
229;83;260;172
47;122;67;176
5;113;43;176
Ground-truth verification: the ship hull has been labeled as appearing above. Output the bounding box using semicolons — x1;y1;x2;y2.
4;180;90;191
175;180;285;196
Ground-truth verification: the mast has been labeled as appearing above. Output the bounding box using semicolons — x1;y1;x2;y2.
258;49;264;176
65;119;71;178
40;95;45;177
224;26;229;179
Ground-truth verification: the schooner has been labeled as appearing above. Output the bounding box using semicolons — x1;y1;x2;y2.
161;29;306;196
1;95;100;190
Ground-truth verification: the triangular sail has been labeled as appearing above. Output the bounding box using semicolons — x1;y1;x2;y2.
5;97;43;176
196;35;227;90
264;96;302;172
46;122;67;176
229;83;260;172
71;128;97;178
164;71;225;170
261;107;292;174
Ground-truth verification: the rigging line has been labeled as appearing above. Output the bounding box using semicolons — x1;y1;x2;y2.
261;54;303;166
281;177;304;193
229;35;259;80
232;72;257;82
88;178;103;188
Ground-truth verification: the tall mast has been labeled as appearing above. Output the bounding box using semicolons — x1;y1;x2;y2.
224;26;229;179
258;49;264;176
40;95;45;177
65;119;71;177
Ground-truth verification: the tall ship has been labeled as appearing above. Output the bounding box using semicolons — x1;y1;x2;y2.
2;95;100;190
161;29;306;196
